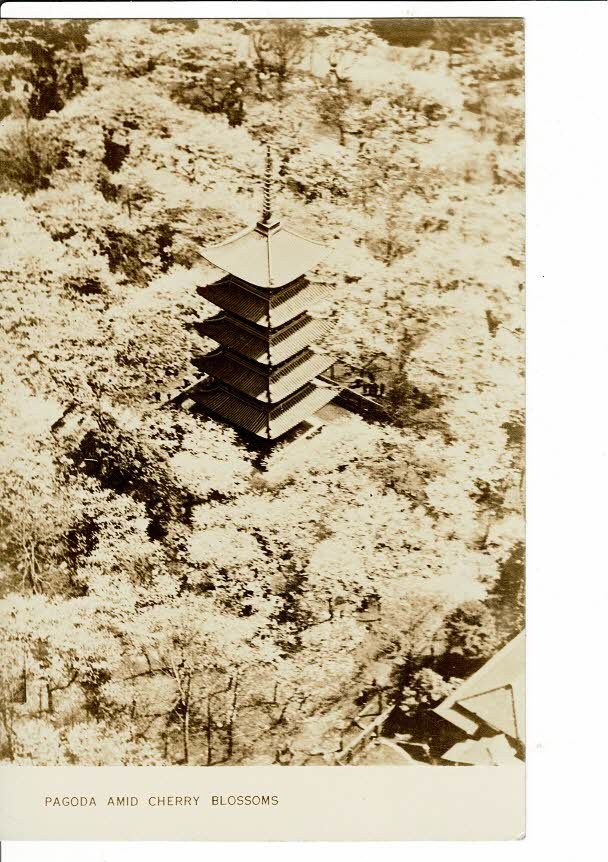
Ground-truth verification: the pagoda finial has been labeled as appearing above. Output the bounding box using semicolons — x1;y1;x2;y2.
261;144;273;223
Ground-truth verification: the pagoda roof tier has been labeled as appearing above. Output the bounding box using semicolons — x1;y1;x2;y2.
197;347;335;404
199;221;330;289
199;276;331;328
196;313;333;366
193;379;337;440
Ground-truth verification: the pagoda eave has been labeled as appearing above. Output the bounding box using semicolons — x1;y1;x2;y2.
198;276;331;329
195;314;333;366
192;379;338;440
199;222;330;289
196;347;335;403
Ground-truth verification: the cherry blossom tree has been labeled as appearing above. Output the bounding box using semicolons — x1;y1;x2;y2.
0;17;524;765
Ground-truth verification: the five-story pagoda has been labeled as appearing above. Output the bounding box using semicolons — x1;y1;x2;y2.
192;147;337;441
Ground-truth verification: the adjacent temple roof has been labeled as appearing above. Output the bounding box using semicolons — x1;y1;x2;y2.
433;630;525;744
199;146;330;289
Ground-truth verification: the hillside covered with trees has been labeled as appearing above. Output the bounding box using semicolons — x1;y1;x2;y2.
0;18;524;765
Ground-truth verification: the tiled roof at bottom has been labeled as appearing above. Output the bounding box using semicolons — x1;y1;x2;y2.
434;631;525;742
193;379;337;440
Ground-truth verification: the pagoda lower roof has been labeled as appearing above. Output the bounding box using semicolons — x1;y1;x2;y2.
196;313;333;366
199;276;331;328
197;347;335;403
193;379;337;440
199;220;330;288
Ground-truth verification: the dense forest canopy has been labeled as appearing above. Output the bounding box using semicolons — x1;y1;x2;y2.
0;18;524;765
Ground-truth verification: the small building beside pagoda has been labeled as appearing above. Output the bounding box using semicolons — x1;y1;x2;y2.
191;148;338;442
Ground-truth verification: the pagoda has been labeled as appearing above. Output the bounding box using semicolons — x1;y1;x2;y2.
192;147;338;441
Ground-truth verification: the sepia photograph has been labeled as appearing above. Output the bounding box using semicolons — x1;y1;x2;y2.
0;15;524;771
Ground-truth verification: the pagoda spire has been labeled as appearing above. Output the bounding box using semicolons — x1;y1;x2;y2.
257;144;280;235
262;144;273;223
